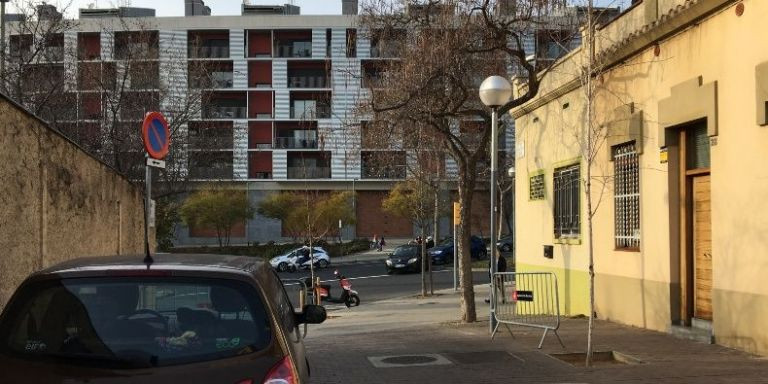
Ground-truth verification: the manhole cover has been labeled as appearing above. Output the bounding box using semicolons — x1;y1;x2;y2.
368;354;453;368
382;355;437;365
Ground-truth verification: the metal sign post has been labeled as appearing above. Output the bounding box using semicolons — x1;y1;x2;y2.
141;112;170;265
453;202;461;291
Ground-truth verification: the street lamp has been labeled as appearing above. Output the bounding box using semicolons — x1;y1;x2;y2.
479;75;512;335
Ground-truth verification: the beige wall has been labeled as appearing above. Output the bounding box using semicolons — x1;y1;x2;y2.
514;0;768;355
0;95;148;311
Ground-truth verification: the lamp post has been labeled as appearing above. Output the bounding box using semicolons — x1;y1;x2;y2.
479;75;512;335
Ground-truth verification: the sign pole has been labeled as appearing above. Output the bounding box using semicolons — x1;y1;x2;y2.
453;202;460;291
143;154;152;264
141;111;170;265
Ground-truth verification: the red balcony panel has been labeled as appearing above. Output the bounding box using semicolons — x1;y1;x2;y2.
247;31;272;57
249;121;272;148
248;61;272;87
249;152;273;174
248;91;273;119
78;33;100;60
81;93;101;119
289;61;328;70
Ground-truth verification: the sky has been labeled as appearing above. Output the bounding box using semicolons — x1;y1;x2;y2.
9;0;633;18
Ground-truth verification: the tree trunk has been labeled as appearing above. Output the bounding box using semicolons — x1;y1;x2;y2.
457;172;476;323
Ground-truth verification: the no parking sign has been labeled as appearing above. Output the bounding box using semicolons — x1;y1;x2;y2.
142;112;170;160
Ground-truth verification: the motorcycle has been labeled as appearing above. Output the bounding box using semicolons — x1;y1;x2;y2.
315;270;360;308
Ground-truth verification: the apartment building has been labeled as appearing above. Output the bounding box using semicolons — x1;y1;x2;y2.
3;1;598;245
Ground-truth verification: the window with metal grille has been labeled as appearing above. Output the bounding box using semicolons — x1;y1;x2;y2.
613;143;640;249
553;163;580;239
529;173;545;200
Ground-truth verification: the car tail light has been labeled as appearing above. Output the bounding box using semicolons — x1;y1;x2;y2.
262;356;297;384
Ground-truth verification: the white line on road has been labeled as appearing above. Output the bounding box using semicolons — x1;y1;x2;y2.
320;270;452;283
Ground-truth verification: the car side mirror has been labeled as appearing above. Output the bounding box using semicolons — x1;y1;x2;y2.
296;304;327;325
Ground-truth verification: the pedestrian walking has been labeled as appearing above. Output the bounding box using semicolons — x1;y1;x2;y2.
378;236;385;252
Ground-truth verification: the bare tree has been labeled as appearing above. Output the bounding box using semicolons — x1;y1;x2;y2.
357;0;571;322
1;1;78;125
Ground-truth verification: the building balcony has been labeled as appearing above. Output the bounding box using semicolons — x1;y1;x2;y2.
42;47;65;62
204;106;247;119
288;76;329;89
290;104;331;119
191;72;233;89
189;45;230;59
274;137;318;149
362;165;406;179
287;166;331;179
250;172;272;179
275;42;312;58
188;166;233;180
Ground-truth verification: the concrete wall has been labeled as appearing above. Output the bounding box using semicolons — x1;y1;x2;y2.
0;94;148;311
513;0;768;355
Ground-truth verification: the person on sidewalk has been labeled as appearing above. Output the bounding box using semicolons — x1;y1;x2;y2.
485;254;507;303
378;236;386;252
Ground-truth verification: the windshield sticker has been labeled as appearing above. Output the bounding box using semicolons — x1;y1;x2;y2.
25;340;47;353
216;337;241;350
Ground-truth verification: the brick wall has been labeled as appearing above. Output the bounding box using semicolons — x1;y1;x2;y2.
356;190;413;238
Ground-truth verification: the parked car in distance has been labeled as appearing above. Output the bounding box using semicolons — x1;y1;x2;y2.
385;244;424;274
270;247;330;272
429;236;488;264
0;254;326;384
496;235;513;252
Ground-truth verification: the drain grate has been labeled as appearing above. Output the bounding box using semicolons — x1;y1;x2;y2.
368;354;453;368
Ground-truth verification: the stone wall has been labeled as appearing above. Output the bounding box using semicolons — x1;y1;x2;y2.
0;94;148;310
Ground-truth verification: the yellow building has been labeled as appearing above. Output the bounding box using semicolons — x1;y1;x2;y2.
512;0;768;355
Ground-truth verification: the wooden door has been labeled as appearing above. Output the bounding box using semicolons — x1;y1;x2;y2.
693;175;712;320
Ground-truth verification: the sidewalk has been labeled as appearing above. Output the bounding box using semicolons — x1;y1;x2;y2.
305;285;768;383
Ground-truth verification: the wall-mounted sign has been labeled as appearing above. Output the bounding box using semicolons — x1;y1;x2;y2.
660;147;669;164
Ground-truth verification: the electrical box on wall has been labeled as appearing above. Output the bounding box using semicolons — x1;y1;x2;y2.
543;245;553;259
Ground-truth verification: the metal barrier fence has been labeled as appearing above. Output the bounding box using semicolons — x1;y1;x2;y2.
491;271;564;349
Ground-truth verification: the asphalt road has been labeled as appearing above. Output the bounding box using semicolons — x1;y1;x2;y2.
278;261;490;304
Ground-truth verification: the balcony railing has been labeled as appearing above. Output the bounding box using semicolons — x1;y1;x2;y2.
288;76;328;88
116;44;158;60
204;106;247;119
370;44;400;58
42;46;65;62
189;45;230;59
250;172;272;179
362;165;407;179
190;72;234;89
275;42;312;58
188;166;233;180
287;166;330;179
290;104;331;119
274;137;318;149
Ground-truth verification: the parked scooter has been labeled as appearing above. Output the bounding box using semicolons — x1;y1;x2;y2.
316;270;360;308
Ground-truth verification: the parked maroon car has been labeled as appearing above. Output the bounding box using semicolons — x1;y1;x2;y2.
0;254;325;384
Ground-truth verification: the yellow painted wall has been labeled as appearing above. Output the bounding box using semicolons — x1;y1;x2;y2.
514;0;768;355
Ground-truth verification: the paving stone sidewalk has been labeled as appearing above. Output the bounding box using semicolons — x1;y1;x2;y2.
303;285;768;384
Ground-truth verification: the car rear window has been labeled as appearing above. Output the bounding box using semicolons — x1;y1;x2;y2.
0;277;272;368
